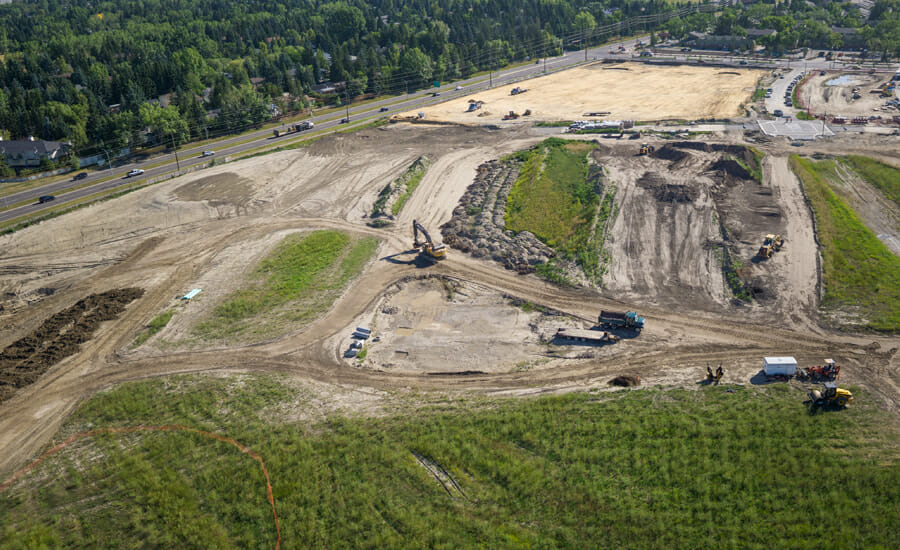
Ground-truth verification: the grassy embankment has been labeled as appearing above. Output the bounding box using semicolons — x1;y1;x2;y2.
842;155;900;208
132;310;175;347
1;376;897;548
505;138;614;285
790;156;900;331
194;230;378;341
370;156;431;224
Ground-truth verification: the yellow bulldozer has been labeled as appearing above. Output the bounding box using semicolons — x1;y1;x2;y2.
756;234;784;259
412;219;447;261
806;382;853;412
639;143;655;155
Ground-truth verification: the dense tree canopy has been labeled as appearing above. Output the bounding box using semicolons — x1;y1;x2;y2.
0;0;895;160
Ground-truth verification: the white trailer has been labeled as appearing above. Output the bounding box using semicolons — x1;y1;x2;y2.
763;356;798;376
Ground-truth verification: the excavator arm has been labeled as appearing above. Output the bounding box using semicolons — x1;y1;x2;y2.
412;219;447;260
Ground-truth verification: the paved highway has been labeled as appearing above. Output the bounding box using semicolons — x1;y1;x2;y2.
0;40;891;226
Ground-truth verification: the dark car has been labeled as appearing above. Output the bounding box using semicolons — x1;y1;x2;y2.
38;195;55;204
340;118;349;124
72;172;88;181
379;106;389;112
432;92;440;97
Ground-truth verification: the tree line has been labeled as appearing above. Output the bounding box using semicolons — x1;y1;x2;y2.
0;0;897;165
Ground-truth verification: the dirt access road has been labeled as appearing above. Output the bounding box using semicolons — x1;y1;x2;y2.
1;119;899;480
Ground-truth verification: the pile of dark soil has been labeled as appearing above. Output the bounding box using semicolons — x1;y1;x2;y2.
0;288;144;403
637;172;699;203
608;375;641;387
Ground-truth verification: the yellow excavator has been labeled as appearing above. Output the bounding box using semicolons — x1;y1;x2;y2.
639;143;655;155
413;219;447;260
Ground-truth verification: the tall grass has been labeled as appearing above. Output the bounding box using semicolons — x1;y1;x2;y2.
790;156;900;331
195;231;378;340
842;155;900;208
1;376;897;548
506;138;603;281
391;157;430;215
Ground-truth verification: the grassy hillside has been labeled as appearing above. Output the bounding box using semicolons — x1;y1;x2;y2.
791;156;900;331
505;138;605;282
195;230;378;341
842;155;900;208
2;375;898;548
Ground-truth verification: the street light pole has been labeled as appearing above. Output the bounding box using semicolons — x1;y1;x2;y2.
102;149;112;171
170;135;180;171
345;91;350;121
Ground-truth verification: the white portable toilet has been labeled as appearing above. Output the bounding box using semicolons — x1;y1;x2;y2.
763;356;798;376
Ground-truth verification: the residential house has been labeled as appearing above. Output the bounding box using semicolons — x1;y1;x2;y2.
0;138;69;170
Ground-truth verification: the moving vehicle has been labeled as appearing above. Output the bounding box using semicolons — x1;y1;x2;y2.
412;219;447;260
757;234;784;259
379;106;389;112
510;87;527;95
272;121;314;137
806;382;853;411
200;150;215;157
126;169;144;177
38;195;55;203
598;310;645;331
72;172;88;181
340;118;349;123
773;109;783;117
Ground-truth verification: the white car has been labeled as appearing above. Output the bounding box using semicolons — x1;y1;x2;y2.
126;169;144;177
201;150;215;157
455;85;463;90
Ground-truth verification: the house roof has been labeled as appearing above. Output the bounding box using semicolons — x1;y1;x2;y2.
0;139;67;156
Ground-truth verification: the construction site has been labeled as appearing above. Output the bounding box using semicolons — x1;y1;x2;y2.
0;59;899;545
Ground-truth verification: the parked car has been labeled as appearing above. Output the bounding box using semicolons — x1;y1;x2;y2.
72;172;88;181
200;150;215;157
38;195;55;204
126;169;144;177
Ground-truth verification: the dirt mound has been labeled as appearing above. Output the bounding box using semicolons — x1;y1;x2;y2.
174;173;253;208
441;160;555;274
708;159;752;180
608;374;641;387
0;288;144;404
652;145;689;163
637;172;699;203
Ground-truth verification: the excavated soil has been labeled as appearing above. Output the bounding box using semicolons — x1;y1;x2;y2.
0;288;143;403
0;118;899;482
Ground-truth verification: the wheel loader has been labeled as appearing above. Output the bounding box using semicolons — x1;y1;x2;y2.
412;219;447;260
806;382;853;411
756;234;784;259
638;143;654;155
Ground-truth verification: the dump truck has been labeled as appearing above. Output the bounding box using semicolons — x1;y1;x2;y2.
598;310;645;331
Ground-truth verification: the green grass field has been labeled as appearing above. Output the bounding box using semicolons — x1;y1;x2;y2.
194;231;378;341
842;155;900;208
790;156;900;331
506;138;605;282
1;376;897;548
133;310;175;347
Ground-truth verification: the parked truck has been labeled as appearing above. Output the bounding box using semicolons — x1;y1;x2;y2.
598;310;645;331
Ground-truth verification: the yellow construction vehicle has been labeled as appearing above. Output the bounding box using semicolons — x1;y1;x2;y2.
412;219;447;260
806;382;853;411
639;143;655;155
756;234;784;259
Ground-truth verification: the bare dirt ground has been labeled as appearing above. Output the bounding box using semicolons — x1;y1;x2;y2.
1;66;900;481
399;62;765;124
802;71;900;119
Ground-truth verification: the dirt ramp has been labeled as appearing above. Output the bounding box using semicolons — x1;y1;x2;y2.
708;159;752;180
0;288;144;404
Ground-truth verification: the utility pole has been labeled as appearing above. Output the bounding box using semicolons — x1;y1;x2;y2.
102;149;112;171
0;183;8;210
345;91;350;121
204;127;210;147
584;24;588;62
171;135;180;171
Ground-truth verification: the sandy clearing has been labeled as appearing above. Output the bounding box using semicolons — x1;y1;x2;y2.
401;62;765;124
802;71;899;118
